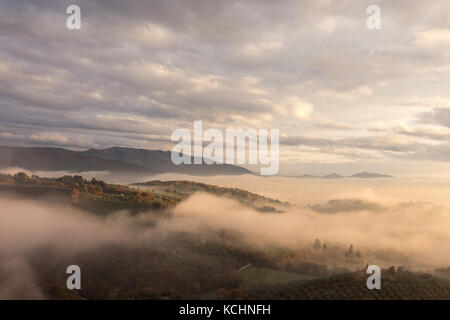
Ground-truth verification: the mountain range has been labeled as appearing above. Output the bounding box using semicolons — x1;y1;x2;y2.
0;146;394;178
0;146;252;176
293;172;394;179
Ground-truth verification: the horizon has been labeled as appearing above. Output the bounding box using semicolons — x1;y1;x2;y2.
0;144;398;178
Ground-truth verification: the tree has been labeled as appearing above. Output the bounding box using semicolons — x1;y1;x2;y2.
313;239;321;250
60;175;75;185
348;244;354;255
71;189;81;202
15;172;29;184
138;287;160;300
73;175;84;185
90;178;106;188
231;288;245;300
216;288;230;299
387;266;396;275
345;244;354;259
88;184;103;194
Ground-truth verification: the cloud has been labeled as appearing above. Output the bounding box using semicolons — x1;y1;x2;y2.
281;134;421;153
290;98;315;120
419;108;450;128
314;117;357;130
401;142;450;163
413;28;450;47
0;0;449;175
400;97;450;109
30;132;69;144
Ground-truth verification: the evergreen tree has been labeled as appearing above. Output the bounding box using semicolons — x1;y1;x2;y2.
348;244;354;255
313;239;321;250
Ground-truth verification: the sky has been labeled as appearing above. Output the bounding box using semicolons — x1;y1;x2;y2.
1;0;450;177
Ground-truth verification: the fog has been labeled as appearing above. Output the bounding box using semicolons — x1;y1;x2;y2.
0;200;130;299
142;173;450;208
174;193;450;266
5;167;450;207
1;172;450;298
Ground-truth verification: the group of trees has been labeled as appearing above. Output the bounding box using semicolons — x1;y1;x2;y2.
313;239;362;260
0;172;87;187
135;180;289;212
313;238;328;251
0;172;177;214
345;244;362;259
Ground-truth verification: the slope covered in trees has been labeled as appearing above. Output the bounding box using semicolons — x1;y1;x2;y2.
134;180;290;213
247;268;450;300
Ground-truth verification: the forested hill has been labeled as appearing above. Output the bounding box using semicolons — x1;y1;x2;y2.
0;172;287;214
133;180;290;213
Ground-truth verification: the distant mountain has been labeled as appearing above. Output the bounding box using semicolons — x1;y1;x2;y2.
350;172;393;179
0;146;253;176
294;171;393;179
295;174;317;179
82;147;252;176
323;173;343;179
0;146;151;174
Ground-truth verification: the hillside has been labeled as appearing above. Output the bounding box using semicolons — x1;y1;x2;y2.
0;172;287;214
0;146;252;176
0;172;179;215
0;146;152;174
83;147;252;176
247;268;450;299
133;180;290;213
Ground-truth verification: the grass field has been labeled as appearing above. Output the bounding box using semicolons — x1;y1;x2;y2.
240;265;317;291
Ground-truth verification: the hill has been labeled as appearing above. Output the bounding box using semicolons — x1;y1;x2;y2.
0;172;177;214
247;268;450;299
82;146;252;176
0;173;287;214
0;146;152;174
0;146;252;176
133;180;290;213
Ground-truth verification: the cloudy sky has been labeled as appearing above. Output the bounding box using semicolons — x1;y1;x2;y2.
1;0;450;176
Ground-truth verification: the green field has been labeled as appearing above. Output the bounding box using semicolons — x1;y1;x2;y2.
240;265;317;291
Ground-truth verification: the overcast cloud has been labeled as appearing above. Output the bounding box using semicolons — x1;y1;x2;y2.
0;0;450;176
